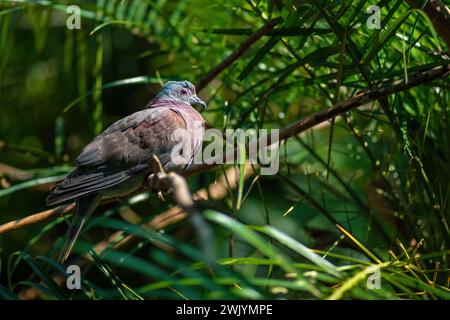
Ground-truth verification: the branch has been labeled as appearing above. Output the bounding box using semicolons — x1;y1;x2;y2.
195;17;282;91
0;203;75;234
186;64;450;176
0;163;34;181
147;155;196;212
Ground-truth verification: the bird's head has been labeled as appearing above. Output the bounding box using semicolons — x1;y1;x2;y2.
155;80;206;109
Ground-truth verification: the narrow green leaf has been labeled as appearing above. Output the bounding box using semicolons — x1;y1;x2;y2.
0;284;19;300
63;76;163;113
362;9;413;64
236;143;246;210
253;225;342;278
238;36;280;80
21;254;66;299
0;176;65;198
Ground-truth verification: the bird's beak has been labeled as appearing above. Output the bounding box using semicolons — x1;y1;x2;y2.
191;96;207;109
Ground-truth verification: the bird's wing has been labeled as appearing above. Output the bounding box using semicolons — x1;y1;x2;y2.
76;107;185;168
46;107;186;205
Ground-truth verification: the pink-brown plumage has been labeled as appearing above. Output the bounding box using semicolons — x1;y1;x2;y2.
46;81;206;262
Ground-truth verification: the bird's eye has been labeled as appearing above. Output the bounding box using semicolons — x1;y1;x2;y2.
180;89;188;95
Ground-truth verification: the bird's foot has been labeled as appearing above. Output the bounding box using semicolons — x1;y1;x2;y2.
157;191;165;201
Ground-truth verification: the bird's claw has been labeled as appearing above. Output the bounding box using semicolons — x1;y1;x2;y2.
157;191;165;201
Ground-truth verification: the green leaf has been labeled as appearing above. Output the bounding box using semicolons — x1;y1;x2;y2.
204;210;323;298
235;143;247;210
362;9;413;64
101;249;169;280
0;284;19;300
63;76;164;113
253;225;342;278
0;176;65;198
238;36;280;80
21;254;66;299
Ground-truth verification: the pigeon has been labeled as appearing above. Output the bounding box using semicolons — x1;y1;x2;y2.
46;80;206;262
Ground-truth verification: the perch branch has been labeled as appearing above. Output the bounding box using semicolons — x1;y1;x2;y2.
148;155;195;212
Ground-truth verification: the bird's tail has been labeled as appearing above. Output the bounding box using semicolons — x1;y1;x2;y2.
59;193;102;263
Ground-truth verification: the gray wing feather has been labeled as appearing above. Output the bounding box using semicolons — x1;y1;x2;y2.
46;108;186;205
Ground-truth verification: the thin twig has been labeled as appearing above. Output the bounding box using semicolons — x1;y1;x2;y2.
196;17;282;91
